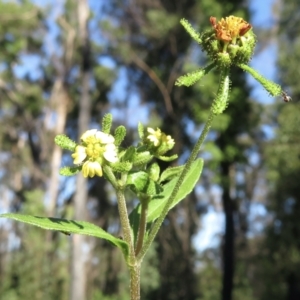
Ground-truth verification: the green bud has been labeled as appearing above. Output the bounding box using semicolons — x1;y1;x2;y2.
55;134;77;151
147;163;160;181
127;171;149;194
138;122;144;139
133;151;153;166
201;16;256;67
102;113;113;134
114;125;126;146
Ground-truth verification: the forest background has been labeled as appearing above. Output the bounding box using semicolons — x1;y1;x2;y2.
0;0;299;300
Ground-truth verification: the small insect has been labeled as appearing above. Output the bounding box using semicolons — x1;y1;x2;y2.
60;231;71;236
282;91;292;103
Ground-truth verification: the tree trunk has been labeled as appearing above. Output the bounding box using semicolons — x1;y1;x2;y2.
47;80;69;217
70;1;91;300
221;162;235;300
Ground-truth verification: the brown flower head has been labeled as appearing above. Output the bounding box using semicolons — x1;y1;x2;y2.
210;16;252;43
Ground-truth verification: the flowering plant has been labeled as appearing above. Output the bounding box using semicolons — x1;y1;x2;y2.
0;15;290;300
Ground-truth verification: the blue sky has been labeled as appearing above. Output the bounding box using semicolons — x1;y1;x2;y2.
249;0;278;103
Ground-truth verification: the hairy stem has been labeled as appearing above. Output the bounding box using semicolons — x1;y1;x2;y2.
134;197;149;256
137;111;215;261
130;264;141;300
116;189;135;264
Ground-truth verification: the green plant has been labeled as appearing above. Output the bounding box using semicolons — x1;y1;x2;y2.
1;15;289;300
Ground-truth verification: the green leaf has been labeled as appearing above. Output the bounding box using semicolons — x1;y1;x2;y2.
109;161;132;173
129;158;203;240
114;125;126;146
157;154;178;162
122;146;136;162
138;122;145;139
0;214;129;258
59;166;81;176
133;151;153;166
127;171;149;190
54;134;77;151
237;63;282;97
180;18;202;44
102;113;113;133
127;171;163;196
159;165;184;183
175;63;216;87
147;158;203;221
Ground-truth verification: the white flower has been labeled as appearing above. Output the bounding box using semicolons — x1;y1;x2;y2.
147;127;161;146
146;127;175;150
71;129;119;178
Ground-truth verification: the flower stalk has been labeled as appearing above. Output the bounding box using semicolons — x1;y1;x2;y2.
137;110;215;262
134;196;149;256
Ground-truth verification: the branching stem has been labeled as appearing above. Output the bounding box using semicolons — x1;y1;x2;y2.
137;110;215;261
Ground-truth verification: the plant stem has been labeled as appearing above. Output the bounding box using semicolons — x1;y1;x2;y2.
116;189;135;264
130;264;141;300
116;187;141;299
137;110;215;261
134;197;149;256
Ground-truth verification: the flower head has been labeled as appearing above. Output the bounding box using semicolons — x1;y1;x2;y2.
71;129;118;178
210;16;252;43
199;15;256;66
146;127;175;154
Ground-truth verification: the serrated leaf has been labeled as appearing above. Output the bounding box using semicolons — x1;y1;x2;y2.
60;166;81;176
0;214;129;258
129;158;203;240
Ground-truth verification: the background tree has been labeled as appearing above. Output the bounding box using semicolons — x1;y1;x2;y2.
0;0;293;300
251;0;300;299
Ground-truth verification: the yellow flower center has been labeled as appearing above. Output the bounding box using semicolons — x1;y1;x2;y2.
210;16;252;43
85;142;104;159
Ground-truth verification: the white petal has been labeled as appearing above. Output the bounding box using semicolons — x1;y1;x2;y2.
147;127;155;134
103;145;118;163
81;129;97;142
95;131;115;144
72;146;87;164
